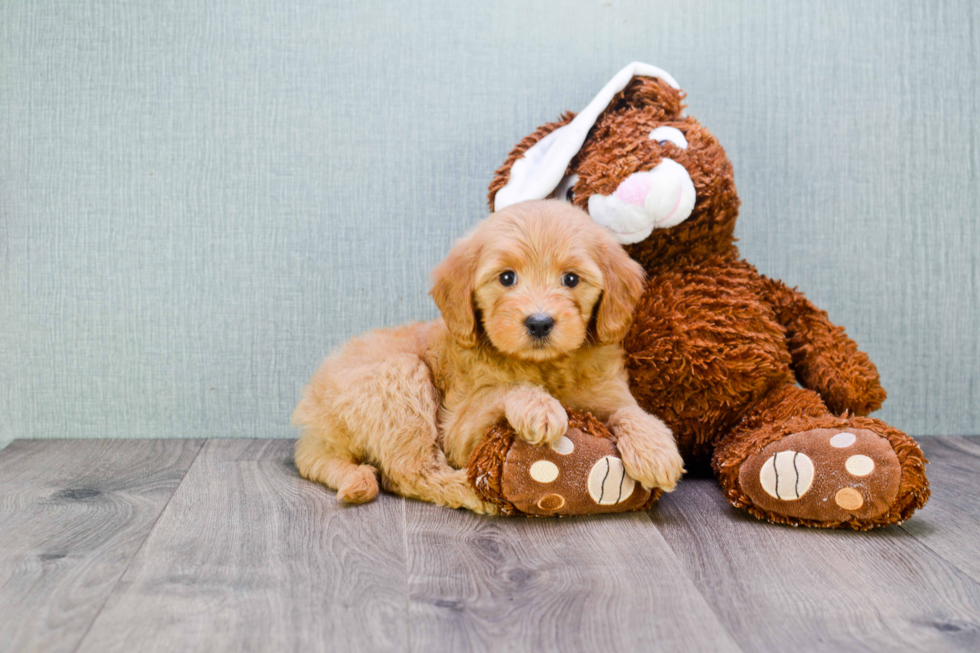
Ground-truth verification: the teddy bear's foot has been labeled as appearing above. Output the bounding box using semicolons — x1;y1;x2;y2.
722;417;930;529
740;427;903;522
468;409;662;516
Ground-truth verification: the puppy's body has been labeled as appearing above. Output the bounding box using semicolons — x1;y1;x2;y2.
293;201;684;512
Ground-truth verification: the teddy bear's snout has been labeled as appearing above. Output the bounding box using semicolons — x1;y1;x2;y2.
588;158;696;244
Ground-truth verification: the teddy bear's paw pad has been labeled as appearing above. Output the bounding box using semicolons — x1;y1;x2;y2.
739;428;902;523
758;451;814;500
587;456;636;505
501;428;655;515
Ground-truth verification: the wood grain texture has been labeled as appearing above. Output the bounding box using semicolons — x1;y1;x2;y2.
902;437;980;585
74;439;409;653
405;501;742;653
0;439;204;653
6;437;980;652
653;476;980;652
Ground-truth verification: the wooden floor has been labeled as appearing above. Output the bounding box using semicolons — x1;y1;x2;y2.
1;438;978;653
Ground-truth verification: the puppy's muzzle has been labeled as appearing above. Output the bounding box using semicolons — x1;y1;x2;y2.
525;314;555;339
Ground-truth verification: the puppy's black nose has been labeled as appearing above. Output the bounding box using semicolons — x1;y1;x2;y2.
525;314;555;339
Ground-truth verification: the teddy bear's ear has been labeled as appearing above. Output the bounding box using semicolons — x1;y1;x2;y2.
488;113;575;212
490;62;680;212
612;76;686;121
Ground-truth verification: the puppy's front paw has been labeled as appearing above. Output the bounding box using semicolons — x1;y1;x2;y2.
610;407;685;492
506;391;568;447
619;440;685;492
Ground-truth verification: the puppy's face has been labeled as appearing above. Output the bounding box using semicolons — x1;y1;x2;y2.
431;200;646;361
473;228;602;362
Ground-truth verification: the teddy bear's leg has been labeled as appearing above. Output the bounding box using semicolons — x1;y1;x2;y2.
712;383;929;529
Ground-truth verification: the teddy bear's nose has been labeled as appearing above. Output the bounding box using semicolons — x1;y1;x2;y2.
588;158;696;244
525;314;555;339
616;174;653;206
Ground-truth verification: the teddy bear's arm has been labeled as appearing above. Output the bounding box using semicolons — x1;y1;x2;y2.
759;276;887;416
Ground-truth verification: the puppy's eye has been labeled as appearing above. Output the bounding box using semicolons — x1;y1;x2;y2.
498;271;516;287
561;272;580;288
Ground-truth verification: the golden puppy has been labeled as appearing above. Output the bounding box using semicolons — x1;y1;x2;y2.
293;200;684;513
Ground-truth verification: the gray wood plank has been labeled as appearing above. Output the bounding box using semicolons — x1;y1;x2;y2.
653;475;980;652
902;437;980;585
405;501;742;653
74;439;409;653
0;438;204;653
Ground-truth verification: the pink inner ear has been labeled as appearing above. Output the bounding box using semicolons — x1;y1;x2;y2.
615;174;651;206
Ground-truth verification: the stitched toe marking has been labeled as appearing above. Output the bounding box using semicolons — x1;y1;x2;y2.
759;451;814;500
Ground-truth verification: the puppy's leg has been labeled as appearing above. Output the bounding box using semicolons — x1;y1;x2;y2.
340;354;496;514
609;405;685;492
295;429;379;504
383;460;495;515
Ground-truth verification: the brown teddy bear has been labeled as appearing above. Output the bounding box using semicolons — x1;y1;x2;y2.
484;63;930;529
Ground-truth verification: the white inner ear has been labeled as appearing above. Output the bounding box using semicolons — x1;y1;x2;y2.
495;62;680;210
649;126;688;149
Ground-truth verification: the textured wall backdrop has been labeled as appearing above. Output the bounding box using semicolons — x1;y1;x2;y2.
1;0;977;448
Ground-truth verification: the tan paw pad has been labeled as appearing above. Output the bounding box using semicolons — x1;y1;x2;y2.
529;460;559;483
537;494;566;511
830;432;857;448
550;436;575;455
845;454;875;477
835;488;865;510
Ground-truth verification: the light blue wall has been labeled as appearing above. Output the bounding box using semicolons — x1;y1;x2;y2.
2;0;977;449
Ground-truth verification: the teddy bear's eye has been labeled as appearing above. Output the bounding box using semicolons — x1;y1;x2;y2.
499;271;516;287
554;174;579;204
649;126;688;149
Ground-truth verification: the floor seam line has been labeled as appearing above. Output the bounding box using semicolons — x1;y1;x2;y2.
68;438;209;653
640;507;748;653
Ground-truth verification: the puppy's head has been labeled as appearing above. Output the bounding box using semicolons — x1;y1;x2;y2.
431;200;646;361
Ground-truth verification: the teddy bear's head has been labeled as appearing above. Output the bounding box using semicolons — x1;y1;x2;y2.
489;63;740;268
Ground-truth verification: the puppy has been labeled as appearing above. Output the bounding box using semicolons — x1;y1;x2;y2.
292;200;684;513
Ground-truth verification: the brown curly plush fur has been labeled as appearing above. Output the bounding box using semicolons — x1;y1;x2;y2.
488;75;929;528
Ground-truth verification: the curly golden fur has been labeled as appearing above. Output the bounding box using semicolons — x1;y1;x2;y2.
292;200;684;513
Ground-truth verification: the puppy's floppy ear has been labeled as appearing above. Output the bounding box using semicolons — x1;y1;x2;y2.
430;234;482;348
594;239;646;344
